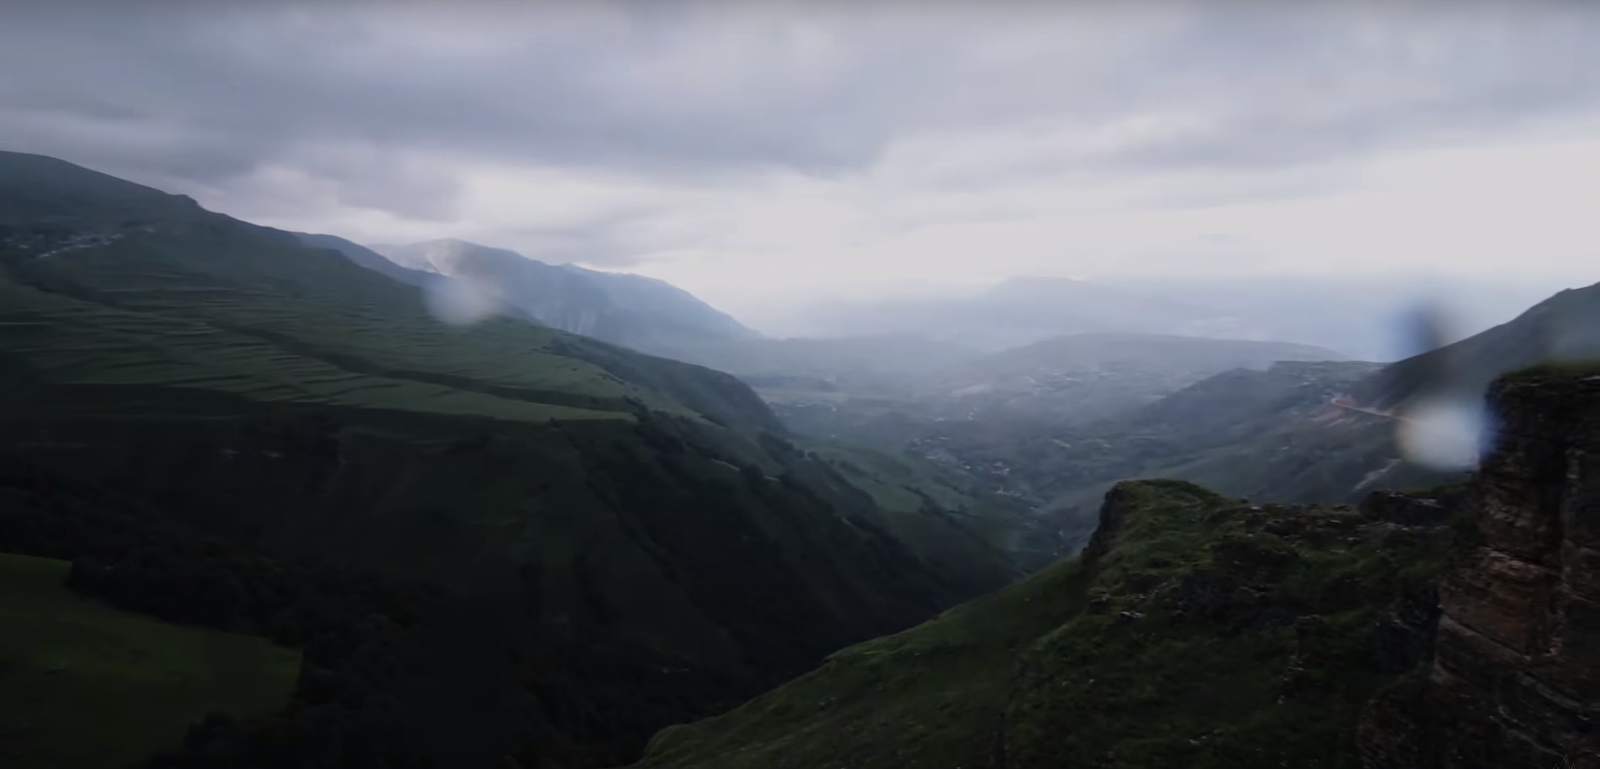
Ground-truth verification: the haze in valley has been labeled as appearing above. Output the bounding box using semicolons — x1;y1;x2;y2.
7;3;1600;767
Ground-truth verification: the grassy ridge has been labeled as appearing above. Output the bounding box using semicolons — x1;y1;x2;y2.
0;554;300;769
0;226;678;423
634;553;1090;769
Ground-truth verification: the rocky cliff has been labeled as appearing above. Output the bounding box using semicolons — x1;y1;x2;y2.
1361;364;1600;769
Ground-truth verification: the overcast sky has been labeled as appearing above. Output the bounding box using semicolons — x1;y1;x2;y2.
3;0;1597;325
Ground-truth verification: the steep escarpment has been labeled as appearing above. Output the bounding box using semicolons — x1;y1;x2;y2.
1360;364;1600;769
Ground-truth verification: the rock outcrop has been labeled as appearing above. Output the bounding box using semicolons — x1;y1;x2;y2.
1359;489;1455;526
1360;367;1600;769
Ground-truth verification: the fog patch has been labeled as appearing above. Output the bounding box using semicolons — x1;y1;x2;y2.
1395;395;1496;471
424;276;503;326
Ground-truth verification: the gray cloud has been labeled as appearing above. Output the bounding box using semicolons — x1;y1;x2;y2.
487;205;680;268
1;0;1597;233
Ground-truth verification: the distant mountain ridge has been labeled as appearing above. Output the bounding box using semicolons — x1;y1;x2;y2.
917;332;1350;424
1097;273;1589;362
925;279;1600;551
362;238;759;357
792;275;1273;351
1352;279;1600;410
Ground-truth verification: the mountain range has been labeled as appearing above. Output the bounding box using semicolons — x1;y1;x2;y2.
3;148;1598;769
1098;273;1588;362
792;275;1268;352
774;273;1580;362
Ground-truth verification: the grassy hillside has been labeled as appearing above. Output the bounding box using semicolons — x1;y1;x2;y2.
0;150;1023;766
804;442;1067;570
628;479;1472;769
0;216;769;429
0;554;300;769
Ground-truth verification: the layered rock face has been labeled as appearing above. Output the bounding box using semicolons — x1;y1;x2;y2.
1361;369;1600;769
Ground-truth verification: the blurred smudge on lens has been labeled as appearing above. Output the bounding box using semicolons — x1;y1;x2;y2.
424;276;502;326
1394;394;1496;471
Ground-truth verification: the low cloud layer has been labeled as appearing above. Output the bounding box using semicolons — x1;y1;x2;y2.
3;0;1597;327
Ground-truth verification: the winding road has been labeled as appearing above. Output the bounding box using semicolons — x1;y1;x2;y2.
1329;395;1417;425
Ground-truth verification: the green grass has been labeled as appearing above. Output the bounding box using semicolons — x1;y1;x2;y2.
0;237;655;424
0;553;301;769
629;479;1471;769
634;555;1090;769
998;481;1450;769
1501;358;1600;384
803;443;974;514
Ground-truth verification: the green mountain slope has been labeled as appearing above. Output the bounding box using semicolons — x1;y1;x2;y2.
0;450;761;769
0;553;300;769
1354;280;1600;409
627;479;1473;769
0;150;1014;695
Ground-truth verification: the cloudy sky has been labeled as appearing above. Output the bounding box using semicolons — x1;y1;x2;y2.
3;0;1597;326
